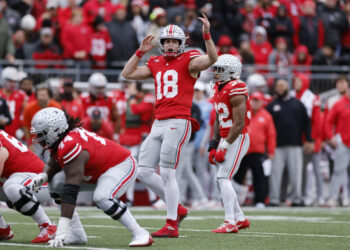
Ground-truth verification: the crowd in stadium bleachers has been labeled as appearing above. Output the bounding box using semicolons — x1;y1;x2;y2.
0;0;349;68
0;0;350;209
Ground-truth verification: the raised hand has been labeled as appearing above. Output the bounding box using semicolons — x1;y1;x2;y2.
198;13;210;34
139;35;155;53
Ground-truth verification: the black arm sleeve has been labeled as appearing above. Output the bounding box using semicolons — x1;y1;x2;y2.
301;103;312;142
0;97;12;129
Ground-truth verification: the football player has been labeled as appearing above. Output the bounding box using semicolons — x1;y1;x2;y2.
208;55;251;233
121;13;218;237
0;67;27;137
80;73;121;135
0;129;56;243
30;108;153;247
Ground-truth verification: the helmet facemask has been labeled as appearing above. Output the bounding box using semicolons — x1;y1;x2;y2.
31;108;69;149
159;24;187;57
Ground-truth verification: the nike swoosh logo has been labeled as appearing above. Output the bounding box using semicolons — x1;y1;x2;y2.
170;127;177;130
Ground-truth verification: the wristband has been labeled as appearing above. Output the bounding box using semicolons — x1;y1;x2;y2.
135;49;145;58
220;140;231;149
203;32;211;41
56;217;71;235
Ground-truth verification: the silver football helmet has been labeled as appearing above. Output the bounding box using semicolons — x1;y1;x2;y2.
31;107;68;148
210;54;242;85
159;24;187;56
1;67;20;91
88;72;107;98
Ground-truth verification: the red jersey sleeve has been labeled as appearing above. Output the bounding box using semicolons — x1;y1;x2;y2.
187;50;201;59
57;134;83;165
228;81;248;97
324;103;339;140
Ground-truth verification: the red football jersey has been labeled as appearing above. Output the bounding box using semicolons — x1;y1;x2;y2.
90;28;113;68
213;80;251;138
80;93;115;121
0;90;27;136
0;130;43;179
147;50;201;120
54;128;130;183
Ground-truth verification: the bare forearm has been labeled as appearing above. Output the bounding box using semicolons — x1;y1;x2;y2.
204;38;218;64
225;122;244;144
121;55;141;79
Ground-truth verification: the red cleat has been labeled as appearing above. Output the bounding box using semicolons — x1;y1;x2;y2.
237;219;250;230
31;223;57;243
212;221;238;233
177;204;189;227
151;219;179;238
0;225;14;240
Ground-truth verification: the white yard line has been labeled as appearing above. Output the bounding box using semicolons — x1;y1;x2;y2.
0;242;124;250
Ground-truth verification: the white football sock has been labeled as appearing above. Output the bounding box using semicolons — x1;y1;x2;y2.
0;214;8;228
218;179;236;224
137;167;165;201
160;167;179;221
147;187;157;203
118;209;144;236
126;181;136;202
233;187;245;221
31;206;52;225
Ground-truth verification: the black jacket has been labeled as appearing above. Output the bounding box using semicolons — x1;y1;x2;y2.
266;96;311;147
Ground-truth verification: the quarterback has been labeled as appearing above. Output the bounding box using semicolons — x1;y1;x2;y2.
121;14;217;237
30;108;153;247
208;55;251;233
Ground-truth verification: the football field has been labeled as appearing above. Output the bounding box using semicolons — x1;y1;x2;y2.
0;206;350;250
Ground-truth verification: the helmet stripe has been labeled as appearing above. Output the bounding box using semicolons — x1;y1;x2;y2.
168;25;173;36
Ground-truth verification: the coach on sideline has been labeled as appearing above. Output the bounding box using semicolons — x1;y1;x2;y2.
324;79;350;206
266;78;313;207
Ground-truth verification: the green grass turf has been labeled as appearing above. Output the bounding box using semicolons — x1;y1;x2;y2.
0;207;350;250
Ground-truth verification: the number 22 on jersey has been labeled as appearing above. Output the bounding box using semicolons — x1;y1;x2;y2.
155;70;178;100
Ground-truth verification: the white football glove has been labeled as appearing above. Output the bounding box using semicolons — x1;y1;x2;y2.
49;217;71;248
29;173;48;193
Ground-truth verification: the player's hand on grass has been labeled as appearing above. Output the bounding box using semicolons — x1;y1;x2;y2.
29;172;48;193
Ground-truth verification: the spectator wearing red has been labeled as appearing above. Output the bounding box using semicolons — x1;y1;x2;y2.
268;37;292;76
237;0;257;40
83;109;114;139
234;91;276;207
58;0;81;29
90;16;113;69
322;75;349;140
61;9;92;60
36;0;60;33
292;45;313;74
59;79;85;119
253;0;277;31
250;26;273;67
216;35;240;57
295;0;324;54
324;80;350;206
246;73;272;106
291;73;324;205
83;0;115;25
32;27;61;68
